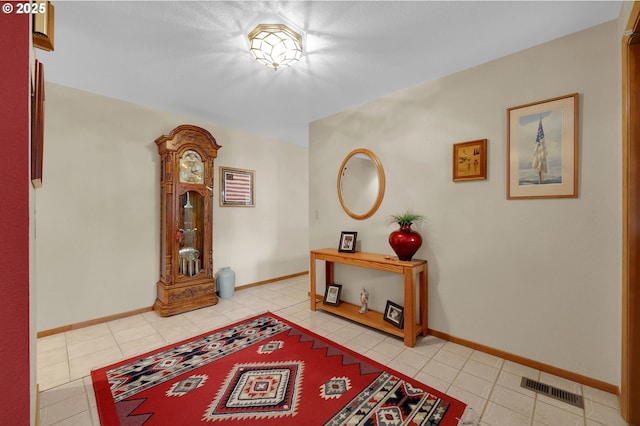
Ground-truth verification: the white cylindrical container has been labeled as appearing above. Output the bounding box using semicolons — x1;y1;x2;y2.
217;267;236;299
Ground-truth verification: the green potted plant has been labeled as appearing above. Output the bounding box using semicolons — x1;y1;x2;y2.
386;209;426;226
386;209;425;261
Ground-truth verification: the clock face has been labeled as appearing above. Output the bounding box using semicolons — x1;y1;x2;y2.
179;150;204;184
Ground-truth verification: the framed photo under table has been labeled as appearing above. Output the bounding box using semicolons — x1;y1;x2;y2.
383;300;404;329
323;283;342;306
507;93;579;199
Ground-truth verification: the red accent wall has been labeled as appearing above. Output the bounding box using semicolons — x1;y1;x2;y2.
0;7;32;425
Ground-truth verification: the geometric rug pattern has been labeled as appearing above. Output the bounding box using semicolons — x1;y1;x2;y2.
204;361;303;421
92;313;467;425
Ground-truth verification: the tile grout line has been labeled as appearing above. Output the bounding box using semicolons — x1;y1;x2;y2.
442;345;470;410
83;376;97;426
530;391;539;426
477;350;502;423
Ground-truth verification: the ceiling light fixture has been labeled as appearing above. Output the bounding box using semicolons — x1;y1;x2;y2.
247;24;302;71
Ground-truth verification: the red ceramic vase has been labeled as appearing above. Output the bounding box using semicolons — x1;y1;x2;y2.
388;223;422;261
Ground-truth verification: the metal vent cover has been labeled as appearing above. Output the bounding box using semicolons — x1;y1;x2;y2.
520;377;584;409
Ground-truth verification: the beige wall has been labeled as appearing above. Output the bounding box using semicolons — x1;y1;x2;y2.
36;83;308;331
310;21;621;386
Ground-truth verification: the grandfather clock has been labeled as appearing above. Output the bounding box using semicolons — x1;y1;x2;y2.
154;125;221;316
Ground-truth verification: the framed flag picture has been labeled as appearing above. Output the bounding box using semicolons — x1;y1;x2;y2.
220;166;255;207
507;93;579;199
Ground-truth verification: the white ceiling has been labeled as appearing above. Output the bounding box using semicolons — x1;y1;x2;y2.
37;1;622;146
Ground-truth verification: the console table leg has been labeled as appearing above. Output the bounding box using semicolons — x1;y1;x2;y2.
310;254;317;311
404;268;416;347
325;261;334;283
420;267;428;336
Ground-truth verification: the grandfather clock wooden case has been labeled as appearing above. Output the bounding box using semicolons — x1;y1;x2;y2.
154;125;221;316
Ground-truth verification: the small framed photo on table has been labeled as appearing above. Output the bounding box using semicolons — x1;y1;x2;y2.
323;283;342;306
338;231;357;253
383;300;404;329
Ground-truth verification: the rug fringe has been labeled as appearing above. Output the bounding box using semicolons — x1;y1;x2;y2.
456;406;481;426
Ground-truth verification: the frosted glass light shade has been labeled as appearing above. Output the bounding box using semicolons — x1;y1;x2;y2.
248;24;302;70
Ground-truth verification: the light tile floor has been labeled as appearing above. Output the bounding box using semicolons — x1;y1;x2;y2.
37;276;628;426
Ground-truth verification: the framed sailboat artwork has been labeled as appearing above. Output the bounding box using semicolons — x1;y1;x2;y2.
507;93;579;199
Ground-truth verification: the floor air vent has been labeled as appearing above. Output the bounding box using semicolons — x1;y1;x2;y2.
520;377;584;408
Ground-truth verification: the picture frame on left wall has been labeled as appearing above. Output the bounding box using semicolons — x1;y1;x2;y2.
32;0;55;52
31;60;45;188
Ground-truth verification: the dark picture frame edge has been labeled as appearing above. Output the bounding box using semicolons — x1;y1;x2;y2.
323;283;342;306
31;60;44;188
383;300;404;329
338;231;357;253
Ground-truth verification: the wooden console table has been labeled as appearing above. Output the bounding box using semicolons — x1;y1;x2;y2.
309;248;428;347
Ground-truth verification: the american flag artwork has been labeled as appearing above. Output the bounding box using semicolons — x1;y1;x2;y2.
531;118;548;184
221;167;254;206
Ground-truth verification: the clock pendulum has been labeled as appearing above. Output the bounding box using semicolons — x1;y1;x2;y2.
178;192;200;277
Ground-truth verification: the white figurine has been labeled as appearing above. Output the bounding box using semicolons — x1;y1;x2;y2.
359;288;369;314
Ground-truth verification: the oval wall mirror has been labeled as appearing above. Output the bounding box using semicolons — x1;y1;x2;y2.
337;148;386;220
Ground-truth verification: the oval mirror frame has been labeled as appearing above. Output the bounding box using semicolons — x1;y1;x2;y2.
337;148;386;220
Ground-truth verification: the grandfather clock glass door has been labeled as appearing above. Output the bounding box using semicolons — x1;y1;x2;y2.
177;191;204;277
155;125;220;317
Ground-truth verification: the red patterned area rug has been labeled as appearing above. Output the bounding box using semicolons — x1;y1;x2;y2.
92;312;469;425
